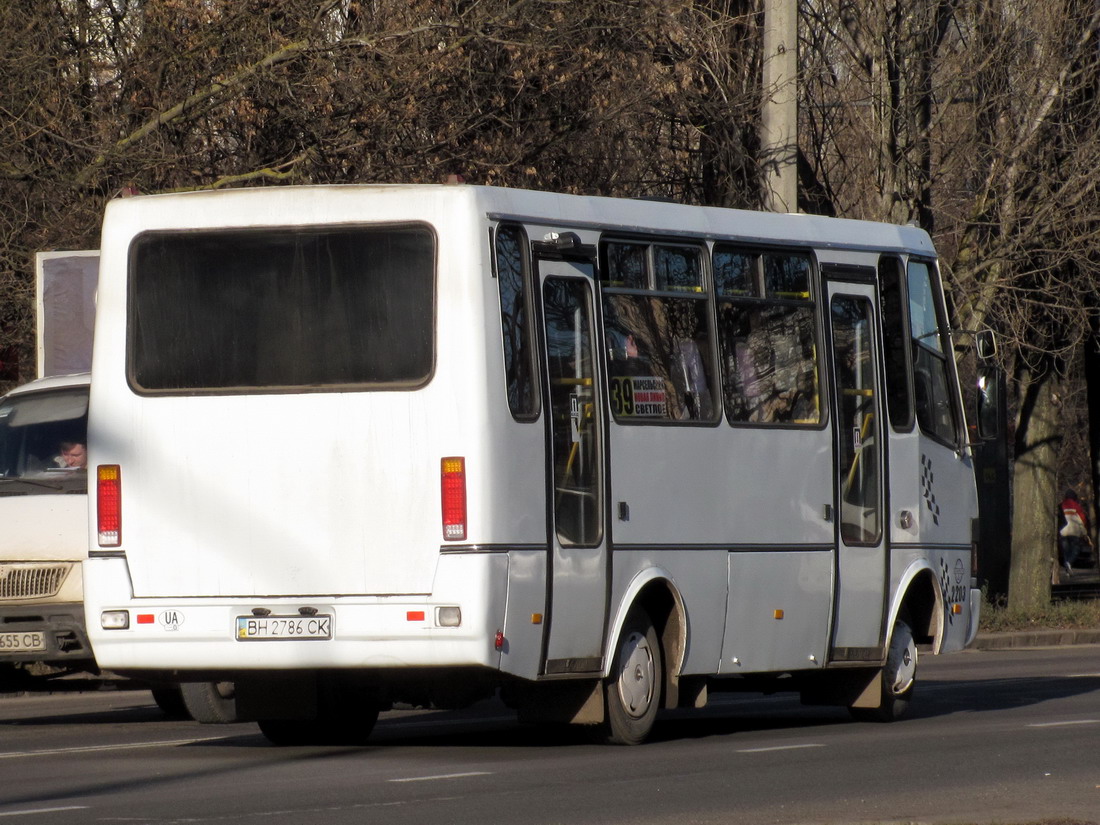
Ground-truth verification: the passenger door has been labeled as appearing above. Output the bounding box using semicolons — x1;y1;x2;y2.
825;281;888;661
536;257;609;675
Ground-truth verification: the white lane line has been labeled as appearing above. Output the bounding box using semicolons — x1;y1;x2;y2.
0;736;224;760
737;743;825;754
1068;672;1100;678
389;772;492;783
0;807;88;818
1027;719;1100;728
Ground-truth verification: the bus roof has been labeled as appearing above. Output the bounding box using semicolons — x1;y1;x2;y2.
102;184;936;258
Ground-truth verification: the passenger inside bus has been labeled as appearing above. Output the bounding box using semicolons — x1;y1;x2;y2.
673;339;713;420
606;328;652;376
605;317;714;422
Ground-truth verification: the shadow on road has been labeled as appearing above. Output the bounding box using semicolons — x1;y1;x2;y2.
3;670;1100;747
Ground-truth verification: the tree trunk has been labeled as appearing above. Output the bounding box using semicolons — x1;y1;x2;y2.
1008;362;1062;610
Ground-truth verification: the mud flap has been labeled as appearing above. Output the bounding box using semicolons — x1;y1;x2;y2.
514;680;605;725
800;668;881;708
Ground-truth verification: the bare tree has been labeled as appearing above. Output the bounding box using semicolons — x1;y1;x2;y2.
800;0;1100;608
0;0;768;392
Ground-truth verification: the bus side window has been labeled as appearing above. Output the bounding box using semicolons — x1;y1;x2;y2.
600;241;716;423
716;247;821;426
495;224;539;420
907;260;958;445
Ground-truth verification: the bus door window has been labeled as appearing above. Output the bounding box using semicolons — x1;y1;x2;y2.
600;240;716;423
543;277;603;547
830;296;882;545
716;247;821;426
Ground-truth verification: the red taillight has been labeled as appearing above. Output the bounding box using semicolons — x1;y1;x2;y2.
97;465;121;547
441;457;467;541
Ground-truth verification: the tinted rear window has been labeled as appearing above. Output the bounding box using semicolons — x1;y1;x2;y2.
129;226;435;392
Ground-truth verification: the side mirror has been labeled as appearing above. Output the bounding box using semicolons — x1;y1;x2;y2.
975;329;997;360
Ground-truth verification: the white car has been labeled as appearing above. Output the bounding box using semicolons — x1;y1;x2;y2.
0;373;233;721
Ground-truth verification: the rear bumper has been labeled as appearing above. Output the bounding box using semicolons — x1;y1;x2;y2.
84;556;507;674
0;603;95;666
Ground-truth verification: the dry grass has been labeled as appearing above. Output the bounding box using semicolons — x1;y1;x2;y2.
979;593;1100;633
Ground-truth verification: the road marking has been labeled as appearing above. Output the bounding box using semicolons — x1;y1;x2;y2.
1068;672;1100;678
0;807;88;818
1027;719;1100;728
0;736;224;760
389;772;492;783
737;743;825;754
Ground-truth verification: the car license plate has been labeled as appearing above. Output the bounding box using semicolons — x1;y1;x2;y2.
235;615;332;641
0;631;46;652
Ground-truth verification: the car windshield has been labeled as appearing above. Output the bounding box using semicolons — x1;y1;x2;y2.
0;386;89;493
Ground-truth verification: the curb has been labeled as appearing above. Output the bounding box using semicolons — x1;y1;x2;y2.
973;629;1100;650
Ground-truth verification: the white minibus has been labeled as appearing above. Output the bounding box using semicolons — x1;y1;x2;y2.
85;184;983;744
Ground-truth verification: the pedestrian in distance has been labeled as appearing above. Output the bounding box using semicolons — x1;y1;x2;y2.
1058;489;1091;577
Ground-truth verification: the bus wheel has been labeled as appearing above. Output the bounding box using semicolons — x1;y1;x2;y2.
257;719;314;746
322;703;379;745
850;617;917;722
258;707;378;746
181;681;238;724
601;608;662;745
150;687;188;719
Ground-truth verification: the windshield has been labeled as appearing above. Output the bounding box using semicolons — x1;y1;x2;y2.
0;386;89;494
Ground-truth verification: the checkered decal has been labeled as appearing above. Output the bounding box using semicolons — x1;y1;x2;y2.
921;454;940;525
939;558;954;625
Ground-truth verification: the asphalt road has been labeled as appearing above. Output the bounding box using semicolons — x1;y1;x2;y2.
1;645;1099;825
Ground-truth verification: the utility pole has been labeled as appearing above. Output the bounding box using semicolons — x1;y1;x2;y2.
761;0;798;213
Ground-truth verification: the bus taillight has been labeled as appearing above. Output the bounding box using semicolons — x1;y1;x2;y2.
97;465;122;547
441;457;467;541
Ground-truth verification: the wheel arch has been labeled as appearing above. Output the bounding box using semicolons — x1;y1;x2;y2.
604;568;686;709
890;561;943;652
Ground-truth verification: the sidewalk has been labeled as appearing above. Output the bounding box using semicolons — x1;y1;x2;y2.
973;628;1100;650
970;560;1100;649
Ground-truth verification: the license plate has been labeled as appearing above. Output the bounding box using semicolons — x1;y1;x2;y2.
0;631;46;652
235;615;332;641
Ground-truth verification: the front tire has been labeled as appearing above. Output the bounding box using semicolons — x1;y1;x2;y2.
850;617;917;722
600;608;662;745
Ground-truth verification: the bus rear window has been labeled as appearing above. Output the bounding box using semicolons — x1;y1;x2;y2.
129;226;435;392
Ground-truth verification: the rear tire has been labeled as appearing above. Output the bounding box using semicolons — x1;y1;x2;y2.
151;687;189;719
600;608;662;745
258;704;378;746
181;681;238;724
257;719;316;746
849;617;917;722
